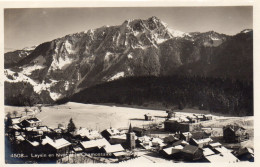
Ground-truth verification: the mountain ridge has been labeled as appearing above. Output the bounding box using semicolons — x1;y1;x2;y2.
4;16;253;105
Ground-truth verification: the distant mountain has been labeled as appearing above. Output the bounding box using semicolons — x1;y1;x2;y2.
4;16;253;105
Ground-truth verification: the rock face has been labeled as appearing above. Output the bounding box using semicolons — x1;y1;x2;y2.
4;16;253;105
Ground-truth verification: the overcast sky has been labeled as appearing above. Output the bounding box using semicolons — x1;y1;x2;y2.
4;7;252;52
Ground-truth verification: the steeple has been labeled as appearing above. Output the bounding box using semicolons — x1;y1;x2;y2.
128;123;133;133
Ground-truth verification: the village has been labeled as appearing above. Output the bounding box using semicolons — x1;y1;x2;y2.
5;106;254;164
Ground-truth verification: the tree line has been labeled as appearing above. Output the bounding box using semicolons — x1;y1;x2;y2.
69;75;253;116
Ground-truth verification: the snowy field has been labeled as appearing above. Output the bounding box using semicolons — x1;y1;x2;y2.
5;102;253;134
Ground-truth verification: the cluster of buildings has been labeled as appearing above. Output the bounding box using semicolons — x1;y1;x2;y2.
5;111;253;163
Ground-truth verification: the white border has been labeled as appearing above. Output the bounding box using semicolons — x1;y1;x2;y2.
0;1;258;167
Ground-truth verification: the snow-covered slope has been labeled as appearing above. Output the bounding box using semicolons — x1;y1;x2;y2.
4;16;252;105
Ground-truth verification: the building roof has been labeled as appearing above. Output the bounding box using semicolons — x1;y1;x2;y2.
42;136;71;150
182;145;199;154
191;131;210;140
182;132;192;137
209;142;222;148
238;147;254;155
103;128;122;136
172;140;188;146
203;148;215;156
11;118;21;124
74;128;102;140
81;138;110;149
25;117;41;124
27;140;40;147
205;153;239;163
102;144;124;153
113;151;128;157
192;137;213;145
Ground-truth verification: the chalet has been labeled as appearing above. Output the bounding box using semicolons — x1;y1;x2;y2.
80;138;110;153
11;117;21;125
163;135;177;144
172;140;189;147
223;125;249;143
181;145;203;161
151;137;165;148
72;128;103;141
160;145;183;159
209;142;222;149
204;146;240;163
189;137;213;148
191;131;211;140
41;136;71;158
144;114;153;121
20;117;42;128
137;136;152;149
100;144;125;155
180;132;192;142
164;120;189;132
164;120;201;133
72;146;83;153
109;134;127;145
101;128;123;140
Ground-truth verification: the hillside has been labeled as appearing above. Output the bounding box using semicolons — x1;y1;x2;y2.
4;16;253;105
68;75;253;116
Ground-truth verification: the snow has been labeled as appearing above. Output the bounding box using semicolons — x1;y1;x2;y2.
49;92;62;101
104;52;112;61
168;28;186;37
127;53;133;59
5;68;63;101
51;54;74;70
211;37;220;40
241;29;252;33
108;72;125;81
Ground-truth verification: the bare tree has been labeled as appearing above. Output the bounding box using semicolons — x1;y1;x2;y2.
12;110;18;118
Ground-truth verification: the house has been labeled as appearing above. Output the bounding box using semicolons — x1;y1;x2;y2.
137;136;152;149
181;145;203;161
209;142;222;149
72;128;103;141
20;117;42;127
172;140;189;147
223;125;249;143
100;144;125;154
164;120;189;132
163;135;177;144
144;114;153;121
190;137;213;148
180;132;192;142
160;145;183;159
80;138;110;153
132;127;147;137
101;128;123;140
42;136;71;159
204;147;240;163
109;134;127;145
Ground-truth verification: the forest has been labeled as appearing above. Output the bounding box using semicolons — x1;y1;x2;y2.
68;75;253;116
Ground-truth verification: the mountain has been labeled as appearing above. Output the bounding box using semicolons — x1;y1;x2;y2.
4;16;253;105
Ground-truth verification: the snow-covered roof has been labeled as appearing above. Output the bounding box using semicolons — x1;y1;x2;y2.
205;153;239;163
42;136;71;149
209;142;222;148
74;128;102;140
193;137;213;145
203;148;215;156
105;128;121;136
16;135;25;141
81;138;110;149
102;144;124;153
11;118;20;124
27;140;40;147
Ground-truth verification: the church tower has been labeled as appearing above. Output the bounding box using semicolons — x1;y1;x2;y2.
126;123;136;150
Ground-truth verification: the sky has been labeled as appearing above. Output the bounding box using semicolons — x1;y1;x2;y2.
4;7;252;52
